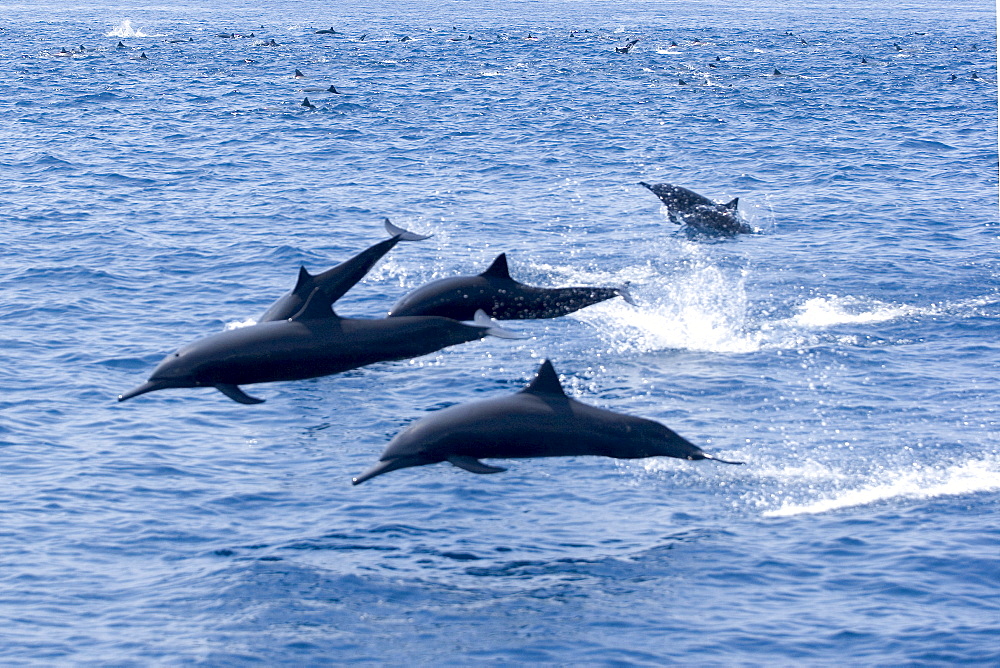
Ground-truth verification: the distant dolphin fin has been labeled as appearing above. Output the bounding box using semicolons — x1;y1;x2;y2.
290;287;339;321
479;253;512;279
703;453;744;465
617;282;638;306
723;197;739;210
215;384;265;404
468;309;525;339
292;265;314;294
383;218;431;241
118;379;170;402
446;456;507;474
523;359;567;396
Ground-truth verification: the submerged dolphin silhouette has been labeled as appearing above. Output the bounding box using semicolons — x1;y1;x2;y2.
352;359;742;484
259;219;429;322
640;182;754;235
119;292;520;404
386;253;634;320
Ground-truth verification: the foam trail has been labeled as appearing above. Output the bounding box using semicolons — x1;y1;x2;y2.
791;296;924;327
763;458;1000;517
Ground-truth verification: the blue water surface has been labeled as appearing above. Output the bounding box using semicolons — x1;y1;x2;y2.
1;0;998;664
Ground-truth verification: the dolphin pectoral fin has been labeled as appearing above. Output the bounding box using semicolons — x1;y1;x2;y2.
215;384;265;404
617;282;638;306
703;454;744;465
446;456;507;474
468;309;526;339
383;218;431;241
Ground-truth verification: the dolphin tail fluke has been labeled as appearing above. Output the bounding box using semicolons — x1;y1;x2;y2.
383;218;431;241
118;380;170;402
215;383;265;404
703;453;744;465
617;282;638;306
446;456;507;474
352;456;427;485
469;309;526;339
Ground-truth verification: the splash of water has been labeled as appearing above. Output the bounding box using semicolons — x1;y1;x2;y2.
106;20;147;38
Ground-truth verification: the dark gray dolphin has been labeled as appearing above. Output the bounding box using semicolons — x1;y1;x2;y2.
386;253;634;320
352;359;742;484
259;219;429;322
118;293;520;404
639;181;754;236
615;38;639;54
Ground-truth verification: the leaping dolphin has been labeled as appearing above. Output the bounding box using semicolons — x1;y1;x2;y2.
259;219;429;322
640;182;755;236
352;359;742;484
386;253;634;320
118;292;520;404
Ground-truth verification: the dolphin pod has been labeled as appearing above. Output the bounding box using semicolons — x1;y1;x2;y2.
119;206;752;478
352;359;743;485
118;219;520;404
386;252;635;320
640;181;755;236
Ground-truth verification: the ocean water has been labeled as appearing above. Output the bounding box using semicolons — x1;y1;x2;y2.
1;0;998;663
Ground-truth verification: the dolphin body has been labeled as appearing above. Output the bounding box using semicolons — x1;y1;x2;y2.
640;182;754;235
386;253;634;320
352;359;742;484
259;219;429;322
119;292;519;405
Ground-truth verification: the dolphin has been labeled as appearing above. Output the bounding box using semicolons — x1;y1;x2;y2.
259;218;429;323
352;359;742;484
386;253;634;320
615;38;639;54
118;294;520;405
639;181;754;235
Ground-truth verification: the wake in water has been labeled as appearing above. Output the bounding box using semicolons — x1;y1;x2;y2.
757;455;1000;517
572;260;994;355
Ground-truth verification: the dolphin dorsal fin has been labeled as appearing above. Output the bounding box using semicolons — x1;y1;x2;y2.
292;266;314;294
523;359;567;396
290;287;339;321
724;197;739;210
480;253;511;279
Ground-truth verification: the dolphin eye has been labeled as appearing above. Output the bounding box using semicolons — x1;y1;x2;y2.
174;353;181;357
